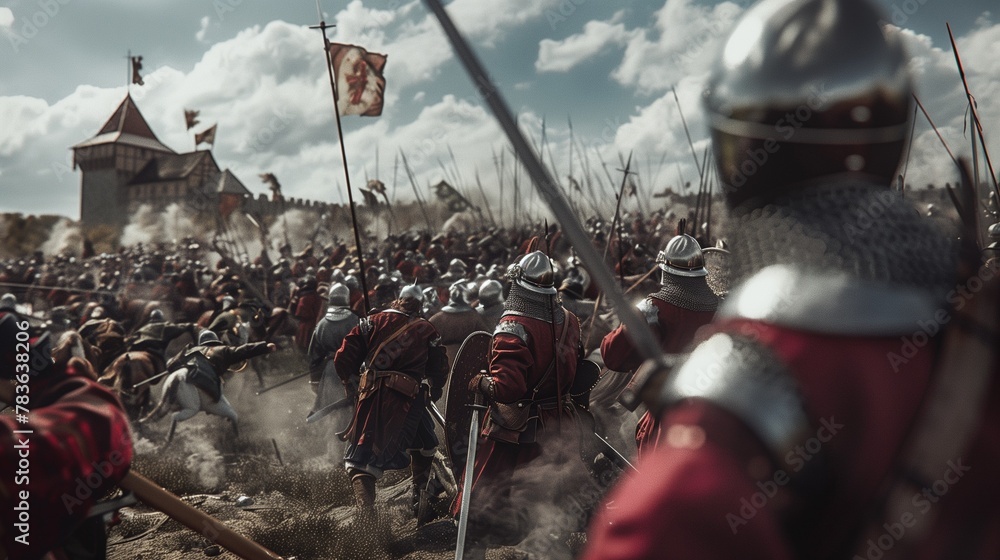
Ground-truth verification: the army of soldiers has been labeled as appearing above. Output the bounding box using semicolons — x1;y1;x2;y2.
5;0;1000;557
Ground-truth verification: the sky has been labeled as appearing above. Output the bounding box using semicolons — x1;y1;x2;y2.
0;0;997;220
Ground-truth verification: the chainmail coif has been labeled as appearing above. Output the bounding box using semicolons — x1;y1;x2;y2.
725;179;957;296
652;272;721;312
503;282;565;323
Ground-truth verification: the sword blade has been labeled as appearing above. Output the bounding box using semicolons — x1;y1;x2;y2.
428;401;446;429
455;406;481;560
594;432;638;474
305;396;352;423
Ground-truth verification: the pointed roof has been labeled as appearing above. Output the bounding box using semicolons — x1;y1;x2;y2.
72;94;174;153
210;169;251;196
128;151;219;184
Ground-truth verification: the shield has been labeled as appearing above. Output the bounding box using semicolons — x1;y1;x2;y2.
569;359;602;409
444;330;491;480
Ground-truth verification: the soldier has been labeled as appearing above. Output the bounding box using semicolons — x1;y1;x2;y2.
307;283;360;413
292;276;324;351
1;314;133;559
474;279;505;330
600;234;719;459
429;280;489;369
129;309;198;373
333;285;448;519
455;251;586;559
582;0;993;558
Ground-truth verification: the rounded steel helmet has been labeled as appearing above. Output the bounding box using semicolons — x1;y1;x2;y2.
399;283;424;303
448;281;472;306
0;293;16;312
509;251;556;295
328;282;350;306
478;279;503;307
704;0;913;208
656;234;707;277
198;330;223;346
989;222;1000;241
221;296;236;311
448;258;467;273
148;308;165;323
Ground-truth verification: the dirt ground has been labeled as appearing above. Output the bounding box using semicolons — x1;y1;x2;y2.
107;350;627;559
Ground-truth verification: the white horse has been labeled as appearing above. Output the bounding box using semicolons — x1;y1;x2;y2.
141;368;239;442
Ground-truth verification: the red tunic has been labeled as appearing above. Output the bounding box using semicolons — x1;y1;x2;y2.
293;290;324;350
1;366;133;560
582;318;975;559
601;297;715;459
452;311;584;544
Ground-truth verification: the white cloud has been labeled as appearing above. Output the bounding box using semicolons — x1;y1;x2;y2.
196;15;211;42
612;0;744;94
0;7;14;29
536;13;633;73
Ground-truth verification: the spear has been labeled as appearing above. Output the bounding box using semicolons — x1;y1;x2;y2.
672;85;703;181
947;22;1000;201
399;149;434;232
311;11;370;313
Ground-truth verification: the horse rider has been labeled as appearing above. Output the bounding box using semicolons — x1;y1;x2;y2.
129;308;198;374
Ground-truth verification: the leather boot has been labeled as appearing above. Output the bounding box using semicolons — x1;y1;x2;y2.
410;452;434;523
350;471;376;517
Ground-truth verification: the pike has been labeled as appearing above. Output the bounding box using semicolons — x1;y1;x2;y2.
255;371;310;396
311;7;371;314
420;0;661;373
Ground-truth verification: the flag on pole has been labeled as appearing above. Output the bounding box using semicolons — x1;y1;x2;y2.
360;188;381;207
131;56;144;86
260;173;282;200
433;180;472;212
184;109;200;130
195;124;217;147
328;42;387;117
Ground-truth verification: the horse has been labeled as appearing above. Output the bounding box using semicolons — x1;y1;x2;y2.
98;351;160;417
52;331;98;381
140;367;239;443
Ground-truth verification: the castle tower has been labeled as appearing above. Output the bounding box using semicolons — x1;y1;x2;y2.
72;94;174;231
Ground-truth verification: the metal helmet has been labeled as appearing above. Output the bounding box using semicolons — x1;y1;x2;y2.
448;281;473;306
508;251;557;295
478;279;503;307
656;234;707;277
148;308;165;323
90;306;105;319
448;258;467;273
704;0;913;208
0;293;16;312
198;330;223;346
989;222;1000;240
344;275;360;292
399;283;424;303
328;282;350;306
221;296;236;311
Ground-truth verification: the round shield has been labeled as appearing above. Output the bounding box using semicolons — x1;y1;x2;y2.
443;330;492;480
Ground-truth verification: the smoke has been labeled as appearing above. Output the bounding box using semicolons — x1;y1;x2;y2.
183;435;226;489
120;203;212;247
39;217;83;256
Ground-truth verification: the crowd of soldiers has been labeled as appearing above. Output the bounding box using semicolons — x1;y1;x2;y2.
4;0;1000;558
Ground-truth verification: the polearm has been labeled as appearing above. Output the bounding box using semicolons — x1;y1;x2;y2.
912;95;973;225
421;0;662;366
947;23;1000;201
612;154;635;288
399;149;435;232
255;371;310;396
119;471;284;560
672;85;703;182
311;8;371;315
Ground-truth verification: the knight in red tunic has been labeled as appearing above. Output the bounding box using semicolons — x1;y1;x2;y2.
454;251;587;559
583;0;999;557
293;276;324;351
333;285;448;518
0;312;134;560
601;233;719;459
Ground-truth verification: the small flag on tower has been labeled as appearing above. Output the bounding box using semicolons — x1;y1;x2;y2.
184;109;201;130
328;42;387;117
195;124;217;147
131;56;144;86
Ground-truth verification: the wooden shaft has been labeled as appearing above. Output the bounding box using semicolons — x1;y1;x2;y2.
119;471;284;560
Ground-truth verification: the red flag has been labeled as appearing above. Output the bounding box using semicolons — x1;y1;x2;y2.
131;56;144;86
184;109;200;130
195;124;217;147
328;42;387;117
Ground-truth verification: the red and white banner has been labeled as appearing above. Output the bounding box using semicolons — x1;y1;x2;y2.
328;42;387;117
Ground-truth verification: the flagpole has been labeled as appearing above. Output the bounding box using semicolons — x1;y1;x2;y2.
312;9;371;314
126;49;131;93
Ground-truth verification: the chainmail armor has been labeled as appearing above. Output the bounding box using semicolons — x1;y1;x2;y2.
726;179;956;295
502;283;565;323
652;273;721;312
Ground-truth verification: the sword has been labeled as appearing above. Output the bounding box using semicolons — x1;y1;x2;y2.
455;398;485;560
428;400;447;429
255;372;310;395
305;396;353;423
594;432;638;474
